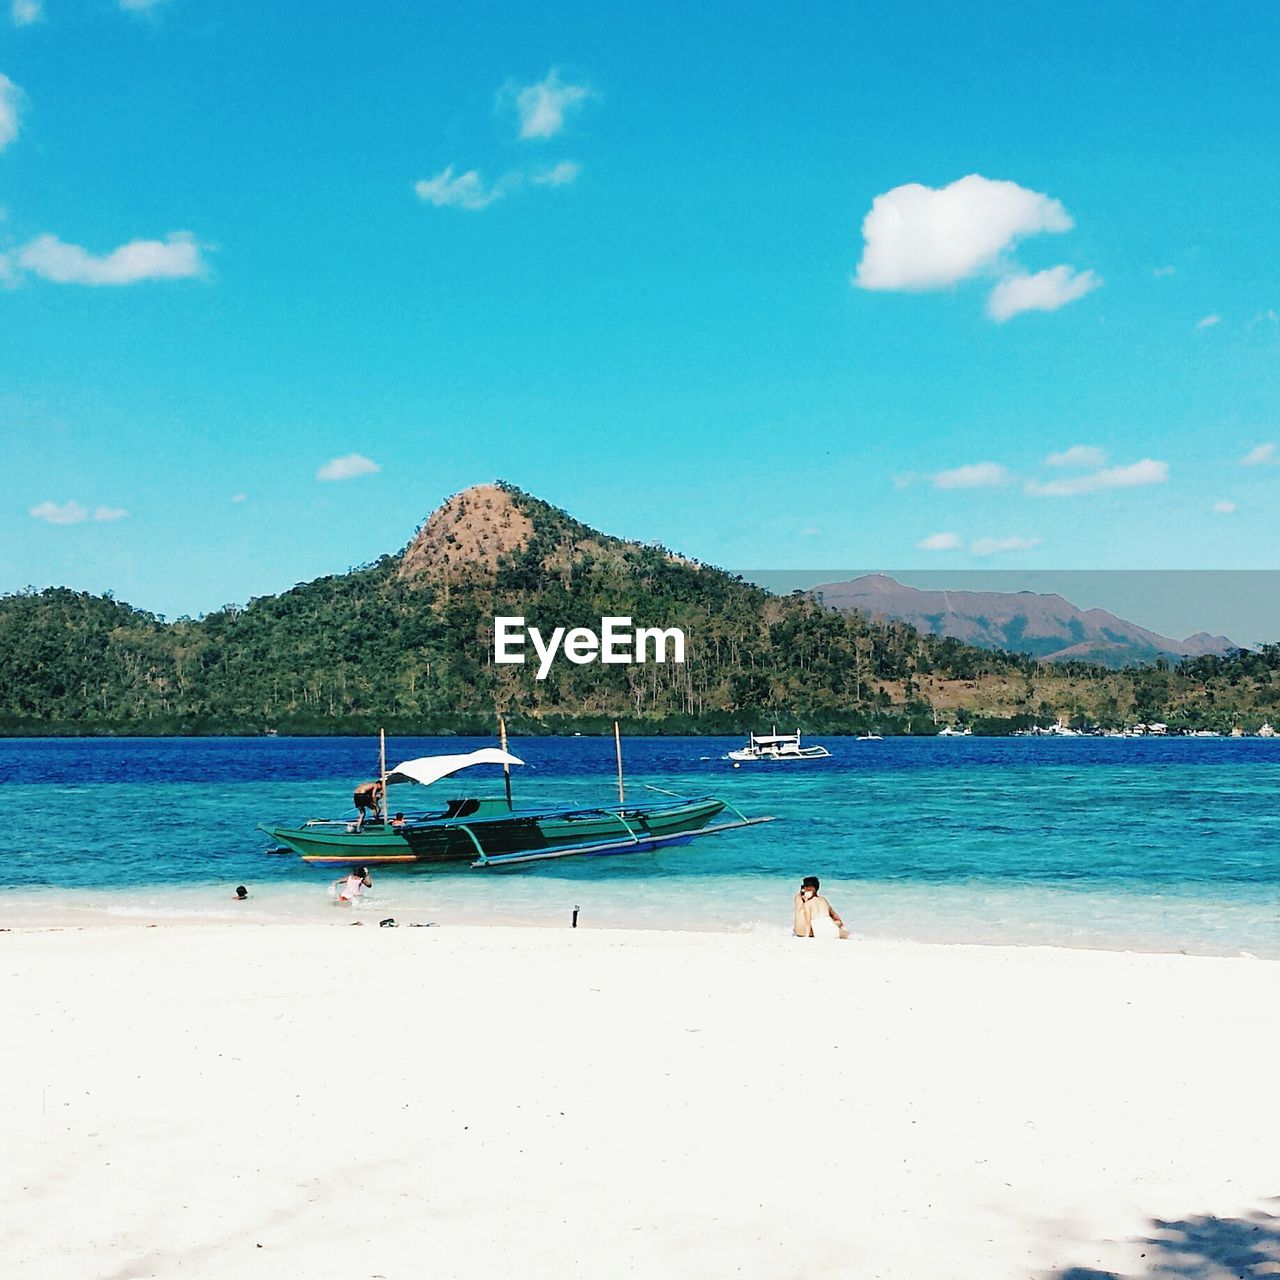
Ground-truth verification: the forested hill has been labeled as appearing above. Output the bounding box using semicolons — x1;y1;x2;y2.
2;483;1277;735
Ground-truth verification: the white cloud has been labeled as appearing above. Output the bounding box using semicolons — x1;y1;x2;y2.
1026;458;1168;496
932;462;1012;490
1240;443;1276;467
533;160;580;187
93;505;129;522
11;0;40;25
970;535;1041;557
1154;265;1175;277
1213;501;1237;514
511;70;592;141
17;232;205;285
0;73;22;151
987;265;1101;322
1196;313;1221;330
30;500;88;524
119;0;167;9
1045;445;1107;469
317;453;380;482
917;532;962;551
414;166;511;211
853;174;1074;291
231;492;247;503
798;526;822;538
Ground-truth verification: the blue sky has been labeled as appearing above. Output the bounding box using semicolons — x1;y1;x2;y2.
3;0;1279;620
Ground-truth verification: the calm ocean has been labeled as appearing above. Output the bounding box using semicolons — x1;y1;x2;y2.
3;735;1278;958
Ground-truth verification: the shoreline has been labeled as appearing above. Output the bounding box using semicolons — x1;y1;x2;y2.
4;923;1277;1279
3;905;1277;961
4;892;1277;963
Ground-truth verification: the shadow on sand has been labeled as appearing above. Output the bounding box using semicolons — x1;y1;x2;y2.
1049;1204;1280;1280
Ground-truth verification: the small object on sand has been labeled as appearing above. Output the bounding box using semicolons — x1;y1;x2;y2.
572;905;580;929
379;917;397;928
408;922;438;928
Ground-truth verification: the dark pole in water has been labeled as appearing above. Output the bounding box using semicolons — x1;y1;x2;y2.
572;905;579;928
499;715;513;811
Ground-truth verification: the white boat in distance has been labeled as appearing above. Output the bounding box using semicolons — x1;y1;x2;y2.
936;725;973;737
727;730;832;763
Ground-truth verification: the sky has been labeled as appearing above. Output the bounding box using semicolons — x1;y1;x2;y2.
2;0;1279;624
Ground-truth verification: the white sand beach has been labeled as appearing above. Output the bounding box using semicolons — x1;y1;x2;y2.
2;923;1276;1280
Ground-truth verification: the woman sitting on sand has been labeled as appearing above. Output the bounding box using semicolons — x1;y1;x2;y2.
794;876;846;939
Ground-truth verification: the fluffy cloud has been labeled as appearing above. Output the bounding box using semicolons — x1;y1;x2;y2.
918;532;962;551
1240;443;1276;467
1213;501;1237;514
30;500;130;523
917;531;1040;556
1026;459;1168;496
0;73;22;150
987;266;1101;322
854;175;1073;291
932;462;1012;490
17;232;205;284
1154;265;1175;278
414;166;511;211
11;0;40;25
30;500;89;524
512;71;592;141
119;0;167;9
533;160;580;187
231;492;247;503
1196;313;1222;330
1045;445;1107;469
971;535;1041;556
316;453;380;482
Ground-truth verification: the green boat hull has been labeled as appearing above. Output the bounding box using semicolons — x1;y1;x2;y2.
261;795;726;866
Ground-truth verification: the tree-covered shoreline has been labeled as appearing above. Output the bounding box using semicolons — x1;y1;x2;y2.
4;486;1278;737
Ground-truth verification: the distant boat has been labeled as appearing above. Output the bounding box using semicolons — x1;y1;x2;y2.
262;745;773;867
936;725;972;737
1259;723;1277;738
727;730;832;763
857;732;883;742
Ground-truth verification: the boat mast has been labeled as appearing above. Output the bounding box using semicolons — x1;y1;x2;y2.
614;720;625;806
499;715;513;810
379;728;387;821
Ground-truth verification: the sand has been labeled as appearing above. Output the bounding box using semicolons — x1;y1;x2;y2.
1;923;1276;1279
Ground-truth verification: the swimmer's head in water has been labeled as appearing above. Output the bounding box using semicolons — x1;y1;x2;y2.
354;866;368;878
235;885;248;899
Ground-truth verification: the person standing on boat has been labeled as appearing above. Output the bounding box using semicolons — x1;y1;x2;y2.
793;876;846;939
353;779;384;828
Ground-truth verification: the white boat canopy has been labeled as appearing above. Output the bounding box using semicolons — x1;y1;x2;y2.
384;748;525;789
747;733;800;745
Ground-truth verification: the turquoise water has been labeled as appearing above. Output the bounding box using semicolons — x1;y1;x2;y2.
2;735;1278;957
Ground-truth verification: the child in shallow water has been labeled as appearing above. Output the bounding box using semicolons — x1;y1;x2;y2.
334;866;372;904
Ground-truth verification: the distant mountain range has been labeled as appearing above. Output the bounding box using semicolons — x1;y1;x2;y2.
809;574;1238;667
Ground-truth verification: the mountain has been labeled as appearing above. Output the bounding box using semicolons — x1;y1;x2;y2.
810;574;1238;667
0;485;1017;734
2;485;1273;735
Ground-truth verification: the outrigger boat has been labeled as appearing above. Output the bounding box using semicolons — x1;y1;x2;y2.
261;743;773;869
727;729;832;763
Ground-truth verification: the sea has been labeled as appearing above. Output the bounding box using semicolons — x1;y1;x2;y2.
2;735;1278;958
